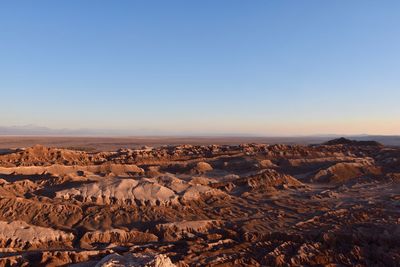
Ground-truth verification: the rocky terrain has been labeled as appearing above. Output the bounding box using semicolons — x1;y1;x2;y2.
0;138;398;266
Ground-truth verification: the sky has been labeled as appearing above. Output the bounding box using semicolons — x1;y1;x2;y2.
1;1;399;136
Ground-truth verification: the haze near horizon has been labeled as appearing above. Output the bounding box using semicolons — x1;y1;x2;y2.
1;1;399;135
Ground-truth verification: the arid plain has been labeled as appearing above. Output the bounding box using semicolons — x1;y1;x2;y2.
0;137;398;266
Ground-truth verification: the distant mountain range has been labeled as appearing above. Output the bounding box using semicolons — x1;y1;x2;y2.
0;125;399;146
0;125;130;136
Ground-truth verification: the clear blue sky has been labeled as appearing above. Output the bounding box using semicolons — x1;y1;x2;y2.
1;1;399;135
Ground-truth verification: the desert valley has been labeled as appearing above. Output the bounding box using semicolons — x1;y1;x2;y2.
0;137;398;266
3;1;400;266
